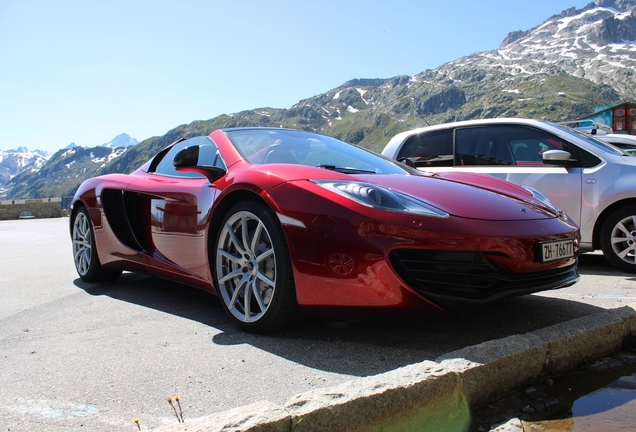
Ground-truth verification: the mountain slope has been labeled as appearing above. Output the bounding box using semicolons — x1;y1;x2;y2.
5;146;132;199
0;148;50;199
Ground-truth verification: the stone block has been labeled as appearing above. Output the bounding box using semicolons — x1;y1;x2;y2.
154;400;290;432
530;311;624;375
436;333;548;407
284;361;463;432
611;303;636;346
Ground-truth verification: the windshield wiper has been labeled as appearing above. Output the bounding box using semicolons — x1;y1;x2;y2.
316;164;375;174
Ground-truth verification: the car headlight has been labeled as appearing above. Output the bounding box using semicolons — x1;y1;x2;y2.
312;180;448;217
523;186;561;214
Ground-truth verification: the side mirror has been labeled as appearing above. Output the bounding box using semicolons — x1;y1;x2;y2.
173;145;199;167
397;157;417;168
173;145;226;182
542;150;572;166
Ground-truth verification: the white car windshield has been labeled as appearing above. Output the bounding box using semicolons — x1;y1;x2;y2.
550;122;629;156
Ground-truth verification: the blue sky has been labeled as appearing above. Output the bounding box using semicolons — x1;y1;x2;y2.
0;0;591;153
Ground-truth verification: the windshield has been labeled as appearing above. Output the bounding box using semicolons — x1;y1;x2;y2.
224;128;414;174
549;122;629;156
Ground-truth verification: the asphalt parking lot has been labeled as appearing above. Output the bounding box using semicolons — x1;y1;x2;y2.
1;218;635;431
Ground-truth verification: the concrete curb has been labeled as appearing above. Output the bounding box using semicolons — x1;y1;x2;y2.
156;303;636;432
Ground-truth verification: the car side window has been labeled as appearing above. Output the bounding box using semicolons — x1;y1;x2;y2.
152;136;224;178
456;125;598;167
397;130;453;167
456;127;516;165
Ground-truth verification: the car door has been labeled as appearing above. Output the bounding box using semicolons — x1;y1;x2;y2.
134;136;224;280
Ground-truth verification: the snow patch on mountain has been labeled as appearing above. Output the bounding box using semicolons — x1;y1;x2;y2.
91;148;126;164
0;147;52;192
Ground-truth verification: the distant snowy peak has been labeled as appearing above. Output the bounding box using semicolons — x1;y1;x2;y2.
434;0;636;98
57;134;139;170
101;133;138;149
0;148;51;185
61;133;138;151
4;146;51;158
1;148;51;160
9;146;29;154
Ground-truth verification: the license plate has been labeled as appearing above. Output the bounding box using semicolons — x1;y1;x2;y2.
540;239;575;263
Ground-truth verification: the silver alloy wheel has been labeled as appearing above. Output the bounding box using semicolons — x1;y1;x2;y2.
216;210;276;323
72;211;92;276
609;214;636;265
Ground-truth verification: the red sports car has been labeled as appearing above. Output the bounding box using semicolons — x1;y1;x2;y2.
70;128;579;332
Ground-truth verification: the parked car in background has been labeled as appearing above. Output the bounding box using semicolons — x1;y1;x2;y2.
559;119;612;135
382;118;636;273
70;127;580;333
598;134;636;155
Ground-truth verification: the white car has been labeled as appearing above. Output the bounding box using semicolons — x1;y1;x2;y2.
598;134;636;155
382;118;636;272
560;119;613;135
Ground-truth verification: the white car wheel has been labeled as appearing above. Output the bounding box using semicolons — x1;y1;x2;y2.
600;206;636;273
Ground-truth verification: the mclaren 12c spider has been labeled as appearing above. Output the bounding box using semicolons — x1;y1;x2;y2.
71;127;580;333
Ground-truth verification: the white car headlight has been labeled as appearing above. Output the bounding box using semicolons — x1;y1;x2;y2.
312;180;448;217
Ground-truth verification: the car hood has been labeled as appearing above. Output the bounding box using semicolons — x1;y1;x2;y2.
360;173;558;221
252;164;559;221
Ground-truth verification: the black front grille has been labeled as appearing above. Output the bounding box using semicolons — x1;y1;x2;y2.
389;249;577;304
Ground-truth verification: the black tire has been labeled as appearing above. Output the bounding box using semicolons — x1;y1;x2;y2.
213;200;298;333
600;205;636;273
72;206;122;282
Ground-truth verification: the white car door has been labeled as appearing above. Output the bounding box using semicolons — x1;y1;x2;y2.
397;125;584;227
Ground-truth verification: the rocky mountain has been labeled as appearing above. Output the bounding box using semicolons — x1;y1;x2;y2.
456;0;636;98
3;134;137;199
62;133;138;151
100;133;139;149
5;0;635;199
0;148;51;199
